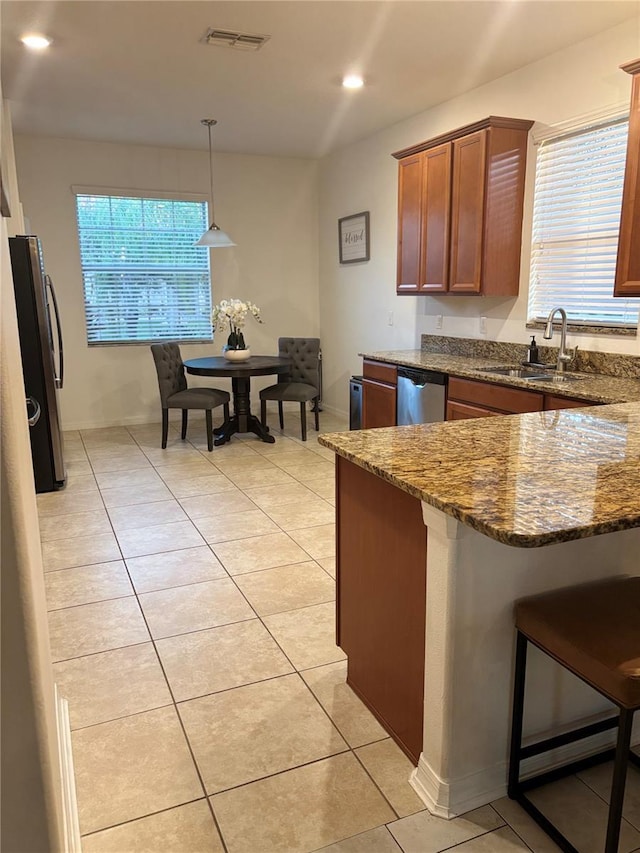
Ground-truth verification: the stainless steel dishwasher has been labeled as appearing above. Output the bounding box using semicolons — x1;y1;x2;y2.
396;367;447;425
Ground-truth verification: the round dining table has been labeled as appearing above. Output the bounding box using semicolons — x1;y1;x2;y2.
184;355;291;445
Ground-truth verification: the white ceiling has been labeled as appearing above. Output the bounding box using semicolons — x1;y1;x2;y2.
2;1;638;158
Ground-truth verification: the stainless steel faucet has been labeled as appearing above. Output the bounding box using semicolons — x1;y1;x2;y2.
543;307;574;373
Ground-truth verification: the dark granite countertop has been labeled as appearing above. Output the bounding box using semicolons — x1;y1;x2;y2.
360;349;640;404
320;402;640;548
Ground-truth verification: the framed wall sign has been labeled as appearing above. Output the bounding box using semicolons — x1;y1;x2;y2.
339;211;370;264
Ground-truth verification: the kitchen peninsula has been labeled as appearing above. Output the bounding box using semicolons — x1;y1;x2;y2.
319;401;640;818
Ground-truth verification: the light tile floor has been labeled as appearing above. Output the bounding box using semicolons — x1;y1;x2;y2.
38;410;640;853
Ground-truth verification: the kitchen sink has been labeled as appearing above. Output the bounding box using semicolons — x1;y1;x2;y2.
478;367;549;379
527;373;585;383
479;367;585;383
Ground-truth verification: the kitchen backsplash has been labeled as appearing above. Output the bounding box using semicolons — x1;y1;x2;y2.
421;335;640;379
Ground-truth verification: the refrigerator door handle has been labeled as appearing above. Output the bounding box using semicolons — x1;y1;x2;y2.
26;396;41;427
45;275;64;389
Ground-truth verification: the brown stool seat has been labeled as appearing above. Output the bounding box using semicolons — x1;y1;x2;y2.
516;577;640;709
509;575;640;852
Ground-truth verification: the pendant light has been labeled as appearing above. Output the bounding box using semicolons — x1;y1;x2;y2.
195;119;235;247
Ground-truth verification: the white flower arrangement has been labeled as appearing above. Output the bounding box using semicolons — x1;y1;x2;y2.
211;299;263;350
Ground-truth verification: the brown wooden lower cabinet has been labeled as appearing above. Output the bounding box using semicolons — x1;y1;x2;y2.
336;455;427;764
445;376;601;420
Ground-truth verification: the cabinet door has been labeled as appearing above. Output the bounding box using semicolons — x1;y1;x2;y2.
449;130;487;293
397;154;423;293
420;142;452;292
362;379;397;428
446;400;501;420
615;63;640;296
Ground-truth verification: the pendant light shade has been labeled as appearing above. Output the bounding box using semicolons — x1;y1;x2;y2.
195;224;236;247
195;118;235;248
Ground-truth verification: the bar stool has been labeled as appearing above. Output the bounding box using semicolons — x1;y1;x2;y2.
508;576;640;853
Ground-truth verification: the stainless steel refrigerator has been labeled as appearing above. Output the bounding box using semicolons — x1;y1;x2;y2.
9;235;66;492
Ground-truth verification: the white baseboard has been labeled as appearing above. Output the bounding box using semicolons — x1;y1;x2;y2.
317;402;348;419
55;685;82;852
410;756;506;819
64;401;349;432
411;724;625;819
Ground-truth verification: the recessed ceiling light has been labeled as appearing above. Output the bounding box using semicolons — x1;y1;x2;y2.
21;34;52;50
342;74;364;89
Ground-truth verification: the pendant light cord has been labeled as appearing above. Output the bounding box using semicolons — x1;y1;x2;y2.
207;121;215;224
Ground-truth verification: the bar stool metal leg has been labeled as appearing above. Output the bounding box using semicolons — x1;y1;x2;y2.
605;708;634;853
508;631;527;798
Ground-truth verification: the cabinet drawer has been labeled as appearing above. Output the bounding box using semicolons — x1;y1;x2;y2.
448;376;543;414
544;395;599;411
363;360;398;385
446;400;502;420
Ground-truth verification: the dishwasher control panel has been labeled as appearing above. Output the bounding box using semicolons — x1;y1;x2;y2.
396;367;447;426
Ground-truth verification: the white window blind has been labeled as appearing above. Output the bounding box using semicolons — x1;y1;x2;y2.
528;118;639;329
75;193;213;345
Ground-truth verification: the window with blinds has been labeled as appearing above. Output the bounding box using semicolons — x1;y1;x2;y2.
528;118;639;329
75;193;213;345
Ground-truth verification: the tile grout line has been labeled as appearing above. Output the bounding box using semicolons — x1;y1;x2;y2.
102;424;232;853
77;428;225;845
484;803;534;853
78;797;211;841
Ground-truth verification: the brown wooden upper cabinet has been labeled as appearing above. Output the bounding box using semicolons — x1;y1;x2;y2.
393;116;533;296
614;59;640;297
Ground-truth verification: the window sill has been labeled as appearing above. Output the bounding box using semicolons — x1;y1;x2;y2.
526;322;637;338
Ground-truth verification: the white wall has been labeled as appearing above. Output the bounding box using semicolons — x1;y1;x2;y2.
318;19;640;414
1;99;65;853
14;136;319;429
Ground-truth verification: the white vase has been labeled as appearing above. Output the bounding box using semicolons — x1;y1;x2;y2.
223;347;251;362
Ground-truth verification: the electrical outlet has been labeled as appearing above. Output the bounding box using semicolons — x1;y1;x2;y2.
480;316;487;335
387;310;394;326
436;314;443;329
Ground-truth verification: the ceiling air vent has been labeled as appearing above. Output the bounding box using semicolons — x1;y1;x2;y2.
202;28;270;51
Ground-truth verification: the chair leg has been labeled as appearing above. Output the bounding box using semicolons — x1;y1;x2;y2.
261;399;267;428
181;409;188;440
314;398;320;431
300;402;307;441
605;708;634;853
161;409;169;449
278;401;284;430
205;409;213;452
223;401;230;423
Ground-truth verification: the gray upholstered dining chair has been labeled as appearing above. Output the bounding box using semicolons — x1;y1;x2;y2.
259;337;320;441
151;343;230;452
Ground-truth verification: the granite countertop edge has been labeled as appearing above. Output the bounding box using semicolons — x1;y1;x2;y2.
320;428;640;548
359;350;640;404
